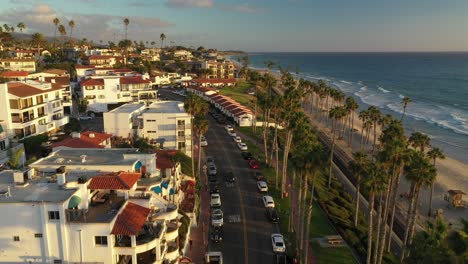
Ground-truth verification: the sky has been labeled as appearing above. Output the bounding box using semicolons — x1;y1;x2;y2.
1;0;468;52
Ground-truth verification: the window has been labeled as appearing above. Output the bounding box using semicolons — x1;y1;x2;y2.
98;95;105;99
97;86;105;90
0;141;6;151
9;99;19;109
146;119;156;122
35;233;43;238
147;131;156;133
85;95;96;100
13;236;20;242
48;211;60;220
95;236;108;246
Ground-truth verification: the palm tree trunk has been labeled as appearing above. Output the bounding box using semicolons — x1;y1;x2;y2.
407;187;421;246
299;172;308;254
428;160;437;217
350;112;355;148
400;183;417;262
373;194;384;264
288;170;296;232
372;121;377;155
386;168;403;252
377;174;394;264
353;174;361;227
367;191;375;264
275;139;279;190
304;170;317;263
296;170;304;255
360;122;365;150
282;131;293;198
191;125;195;178
328;120;337;188
197;133;202;178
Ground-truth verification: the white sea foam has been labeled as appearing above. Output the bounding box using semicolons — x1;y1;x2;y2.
377;86;391;93
340;80;353;84
398;94;405;99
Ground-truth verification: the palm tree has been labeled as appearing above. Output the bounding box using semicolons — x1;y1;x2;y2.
359;110;369;150
401;96;412;121
17;22;25;33
409;131;431;153
364;162;386;264
400;150;437;262
68;20;75;44
349;151;369;227
123;18;130;40
52;17;60;49
328;106;346;188
160;33;166;48
371;163;388;264
150;41;155;46
367;106;381;155
345;96;359;147
194;117;209;178
3;24;10;32
30;33;45;53
427;147;445;216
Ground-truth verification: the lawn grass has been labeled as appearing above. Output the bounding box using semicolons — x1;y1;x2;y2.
311;242;357;264
218;81;255;108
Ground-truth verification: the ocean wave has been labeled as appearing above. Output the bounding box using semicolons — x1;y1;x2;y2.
360;86;367;91
340;80;353;84
377;86;391;93
398;94;405;99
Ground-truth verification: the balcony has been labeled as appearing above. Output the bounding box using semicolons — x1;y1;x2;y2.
53;115;69;127
114;221;166;255
149;204;178;221
65;194;125;223
177;135;186;142
164;222;178;241
176;124;189;130
164;242;179;262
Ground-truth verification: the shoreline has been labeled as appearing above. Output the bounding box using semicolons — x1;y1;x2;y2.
231;60;467;228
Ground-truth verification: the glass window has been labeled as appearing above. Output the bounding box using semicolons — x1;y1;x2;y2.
48;211;60;220
95;236;108;246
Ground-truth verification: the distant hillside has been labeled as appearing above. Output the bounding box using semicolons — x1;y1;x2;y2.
220;50;247;56
11;32;79;43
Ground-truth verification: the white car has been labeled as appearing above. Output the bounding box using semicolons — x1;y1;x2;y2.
237;142;248;151
228;130;237;137
271;234;286;253
201;135;208;147
78;115;93;121
262;195;275;208
225;125;233;132
211;209;224;227
233;136;241;143
257;181;268;192
210;193;221;208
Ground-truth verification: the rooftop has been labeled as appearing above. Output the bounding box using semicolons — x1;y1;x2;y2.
111;202;151;235
88;172;141;190
109;103;145;114
145;101;186;114
31;148;140;167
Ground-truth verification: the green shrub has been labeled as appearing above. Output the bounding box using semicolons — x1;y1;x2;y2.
20;134;48;158
63;117;81;133
327;206;351;220
178;211;190;249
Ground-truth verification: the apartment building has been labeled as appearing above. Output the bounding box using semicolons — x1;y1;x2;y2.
0;81;69;139
201;59;235;79
173;50;193;60
141;48;161;62
85;55;124;66
0;166;181;264
0;120;26;167
0;58;36;73
80;75;154;112
104;101;192;157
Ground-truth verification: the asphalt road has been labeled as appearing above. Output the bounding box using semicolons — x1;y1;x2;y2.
158;89;279;264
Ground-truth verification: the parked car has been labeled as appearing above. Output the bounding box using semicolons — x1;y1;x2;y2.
209;183;219;194
211;227;223;243
217;118;226;125
262;195;275;208
206;156;215;167
237;142;248;151
248;159;259;169
201;135;208;147
225;125;233;132
233;136;241;143
210;193;221;208
209;176;218;186
78;115;93;121
241;152;254;160
211;209;224;227
254;172;265;181
228;130;237;137
208;165;217;176
271;234;286;253
257;181;268;192
225;172;236;183
266;208;279;224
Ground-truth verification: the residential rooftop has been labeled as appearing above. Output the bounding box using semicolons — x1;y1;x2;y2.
109;103;145;114
145;101;186;114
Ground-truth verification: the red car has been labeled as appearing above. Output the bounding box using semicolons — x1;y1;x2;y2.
248;159;259;169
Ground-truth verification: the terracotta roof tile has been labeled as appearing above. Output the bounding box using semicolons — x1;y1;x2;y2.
44;69;68;75
51;138;103;149
7;82;63;98
0;71;29;77
80;78;104;86
111;202;150;235
120;76;151;84
88;172;141;190
156;149;177;169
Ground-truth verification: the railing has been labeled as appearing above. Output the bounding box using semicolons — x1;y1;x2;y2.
176;124;189;130
177;135;186;141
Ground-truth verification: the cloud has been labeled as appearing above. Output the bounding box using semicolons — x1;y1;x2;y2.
0;4;173;41
220;4;261;13
166;0;214;8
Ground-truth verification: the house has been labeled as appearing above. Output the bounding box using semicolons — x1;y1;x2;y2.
104;101;193;157
28;69;69;78
191;78;236;87
173;50;193;60
80;75;154;112
0;165;181;264
199;59;235;79
51;131;112;151
0;58;36;73
0;81;69;139
42;76;73;114
0;71;29;81
87;55;124;66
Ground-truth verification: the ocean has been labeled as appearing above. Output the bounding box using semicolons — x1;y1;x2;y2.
233;52;468;163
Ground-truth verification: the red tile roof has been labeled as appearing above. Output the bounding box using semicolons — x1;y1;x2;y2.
81;131;112;144
44;76;70;87
75;65;95;69
44;69;68;75
80;78;104;86
112;68;133;73
120;76;151;84
0;58;35;62
51;131;111;149
88;172;141;190
7;82;63;98
156;149;178;169
0;71;29;77
111;202;150;235
89;55;120;60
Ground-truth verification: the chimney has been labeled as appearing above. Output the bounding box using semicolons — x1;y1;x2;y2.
56;166;66;186
89;133;95;138
13;171;24;184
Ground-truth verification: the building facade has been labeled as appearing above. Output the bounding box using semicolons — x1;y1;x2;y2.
0;58;36;73
0;81;69;139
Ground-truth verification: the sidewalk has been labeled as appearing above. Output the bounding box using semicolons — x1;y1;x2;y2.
186;146;210;263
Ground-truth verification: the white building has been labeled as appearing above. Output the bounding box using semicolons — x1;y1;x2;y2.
104;101;192;157
0;165;181;264
80;75;155;113
0;120;26;167
0;58;36;73
0;81;69;139
173;50;193;60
